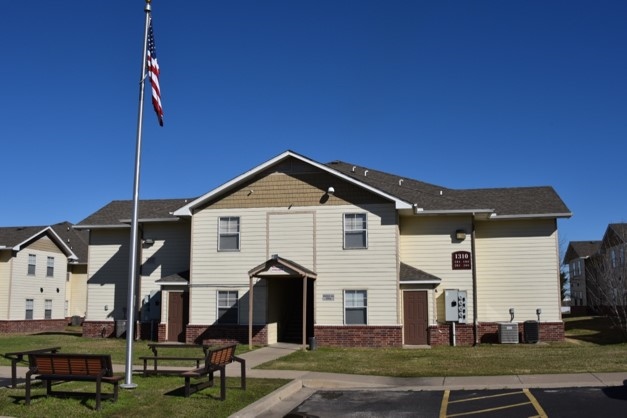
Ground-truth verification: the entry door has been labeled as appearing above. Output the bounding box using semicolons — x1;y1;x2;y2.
403;291;428;345
168;292;188;342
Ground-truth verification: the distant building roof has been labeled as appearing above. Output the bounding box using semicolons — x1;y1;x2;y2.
0;221;84;262
563;240;601;264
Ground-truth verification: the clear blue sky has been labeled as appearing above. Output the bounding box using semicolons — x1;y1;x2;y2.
2;1;626;253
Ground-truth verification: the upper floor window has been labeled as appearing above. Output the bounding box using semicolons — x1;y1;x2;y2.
45;299;52;319
611;249;617;268
217;290;239;324
25;299;34;320
344;290;368;325
28;254;36;275
344;213;367;249
47;257;55;277
218;217;240;251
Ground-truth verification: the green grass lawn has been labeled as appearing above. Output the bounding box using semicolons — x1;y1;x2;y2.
257;316;627;377
0;316;625;416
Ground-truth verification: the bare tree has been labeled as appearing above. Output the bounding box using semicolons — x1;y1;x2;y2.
586;250;627;339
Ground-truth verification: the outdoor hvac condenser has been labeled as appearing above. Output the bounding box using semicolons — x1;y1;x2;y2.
498;322;519;344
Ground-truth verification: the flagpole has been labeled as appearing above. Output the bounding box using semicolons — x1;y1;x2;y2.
121;0;153;389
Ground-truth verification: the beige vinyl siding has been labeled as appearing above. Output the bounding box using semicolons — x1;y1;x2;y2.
8;241;67;320
140;223;191;320
189;203;399;326
268;212;314;266
67;265;88;317
474;219;561;322
86;229;130;321
400;215;473;324
0;252;11;320
28;236;63;254
315;204;398;326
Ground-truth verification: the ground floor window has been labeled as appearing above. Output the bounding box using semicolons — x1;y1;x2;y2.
45;299;52;319
217;290;239;324
344;290;367;325
25;299;34;320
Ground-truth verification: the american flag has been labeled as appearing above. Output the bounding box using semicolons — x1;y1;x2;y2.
147;18;163;126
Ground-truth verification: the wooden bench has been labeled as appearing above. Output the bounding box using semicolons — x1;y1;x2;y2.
25;353;123;411
181;343;246;400
3;346;61;388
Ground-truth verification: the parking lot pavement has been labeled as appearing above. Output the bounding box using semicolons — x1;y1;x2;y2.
282;386;627;417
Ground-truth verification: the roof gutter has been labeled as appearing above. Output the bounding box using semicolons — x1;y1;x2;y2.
489;212;573;220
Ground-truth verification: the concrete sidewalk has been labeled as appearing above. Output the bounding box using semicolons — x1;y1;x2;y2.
2;343;627;418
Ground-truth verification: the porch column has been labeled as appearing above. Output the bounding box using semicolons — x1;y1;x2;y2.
249;275;253;349
302;276;307;349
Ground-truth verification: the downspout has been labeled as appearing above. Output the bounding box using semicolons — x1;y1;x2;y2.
471;220;479;346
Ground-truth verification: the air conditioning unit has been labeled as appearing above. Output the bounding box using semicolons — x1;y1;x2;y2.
498;322;519;344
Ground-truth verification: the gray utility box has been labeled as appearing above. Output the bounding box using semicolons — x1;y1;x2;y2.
444;289;467;323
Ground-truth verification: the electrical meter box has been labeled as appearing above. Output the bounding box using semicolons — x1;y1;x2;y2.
445;289;467;323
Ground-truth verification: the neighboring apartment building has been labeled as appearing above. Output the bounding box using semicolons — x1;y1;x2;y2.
76;151;571;347
563;240;601;314
0;222;88;333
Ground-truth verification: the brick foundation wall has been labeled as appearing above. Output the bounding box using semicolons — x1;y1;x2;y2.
183;324;268;346
82;321;116;338
428;321;565;346
314;325;403;347
0;319;66;334
83;320;145;339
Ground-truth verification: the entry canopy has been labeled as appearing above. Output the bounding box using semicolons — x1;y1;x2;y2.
248;254;317;280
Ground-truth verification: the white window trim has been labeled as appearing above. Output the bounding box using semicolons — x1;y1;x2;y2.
343;289;368;325
47;256;55;278
343;213;368;250
25;299;34;320
216;290;239;324
218;216;241;252
28;254;36;276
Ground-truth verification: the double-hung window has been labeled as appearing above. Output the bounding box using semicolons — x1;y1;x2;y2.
344;213;367;249
218;217;240;251
25;299;34;320
47;257;54;277
344;290;367;325
28;254;36;276
45;299;52;319
217;291;238;324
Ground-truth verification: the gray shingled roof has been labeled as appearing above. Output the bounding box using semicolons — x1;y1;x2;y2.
0;221;87;263
76;198;196;227
563;241;601;264
399;262;442;283
326;160;570;216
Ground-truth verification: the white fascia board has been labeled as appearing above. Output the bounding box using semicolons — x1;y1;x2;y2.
400;280;441;285
489;212;573;220
118;217;181;224
157;281;189;286
413;208;494;216
174;150;412;216
74;224;130;229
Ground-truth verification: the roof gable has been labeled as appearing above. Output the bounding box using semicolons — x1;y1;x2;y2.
173;150;412;217
563;240;601;263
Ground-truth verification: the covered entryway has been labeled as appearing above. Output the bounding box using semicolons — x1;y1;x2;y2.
248;254;316;348
399;262;441;346
403;291;428;345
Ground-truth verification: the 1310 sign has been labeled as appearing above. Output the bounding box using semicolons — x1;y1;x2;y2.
452;251;471;270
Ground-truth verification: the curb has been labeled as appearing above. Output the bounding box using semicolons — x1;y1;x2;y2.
229;379;304;418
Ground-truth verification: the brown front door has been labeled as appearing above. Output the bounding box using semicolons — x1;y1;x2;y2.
404;291;428;345
168;292;188;342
